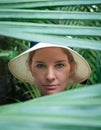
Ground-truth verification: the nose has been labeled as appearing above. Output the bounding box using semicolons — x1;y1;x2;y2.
46;67;55;82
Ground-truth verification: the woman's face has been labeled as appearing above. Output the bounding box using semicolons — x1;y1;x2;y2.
30;47;74;96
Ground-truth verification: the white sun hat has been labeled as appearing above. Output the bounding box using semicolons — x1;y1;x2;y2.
8;42;91;85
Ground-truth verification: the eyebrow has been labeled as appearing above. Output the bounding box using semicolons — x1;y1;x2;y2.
35;60;67;62
34;61;45;64
55;60;67;63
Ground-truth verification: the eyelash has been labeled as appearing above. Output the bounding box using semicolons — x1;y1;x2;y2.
55;63;64;68
36;64;46;68
36;63;64;69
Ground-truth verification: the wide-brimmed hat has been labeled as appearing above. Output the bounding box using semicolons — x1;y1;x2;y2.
8;42;91;85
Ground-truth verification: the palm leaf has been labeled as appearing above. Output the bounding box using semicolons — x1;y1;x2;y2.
0;9;101;21
0;84;101;130
0;21;101;37
0;0;101;8
0;28;101;50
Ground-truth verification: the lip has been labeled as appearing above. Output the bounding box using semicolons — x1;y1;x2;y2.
43;84;58;90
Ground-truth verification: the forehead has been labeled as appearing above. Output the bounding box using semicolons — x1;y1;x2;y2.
32;47;68;59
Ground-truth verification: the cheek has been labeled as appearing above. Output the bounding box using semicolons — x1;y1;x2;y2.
62;65;72;77
60;73;69;83
58;68;71;84
31;70;44;83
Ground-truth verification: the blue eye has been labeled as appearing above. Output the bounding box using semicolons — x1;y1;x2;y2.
36;64;46;69
55;63;64;68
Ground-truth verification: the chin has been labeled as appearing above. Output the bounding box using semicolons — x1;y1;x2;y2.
44;90;62;96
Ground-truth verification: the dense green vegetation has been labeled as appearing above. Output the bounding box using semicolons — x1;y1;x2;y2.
0;0;101;129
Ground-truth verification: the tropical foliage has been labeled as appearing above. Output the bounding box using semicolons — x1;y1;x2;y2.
0;83;101;130
0;0;101;129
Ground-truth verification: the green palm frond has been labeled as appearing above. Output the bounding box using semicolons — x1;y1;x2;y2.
0;84;101;130
0;9;101;21
0;0;101;9
0;21;101;37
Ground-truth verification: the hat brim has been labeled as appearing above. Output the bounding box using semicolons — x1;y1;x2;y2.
8;42;91;85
